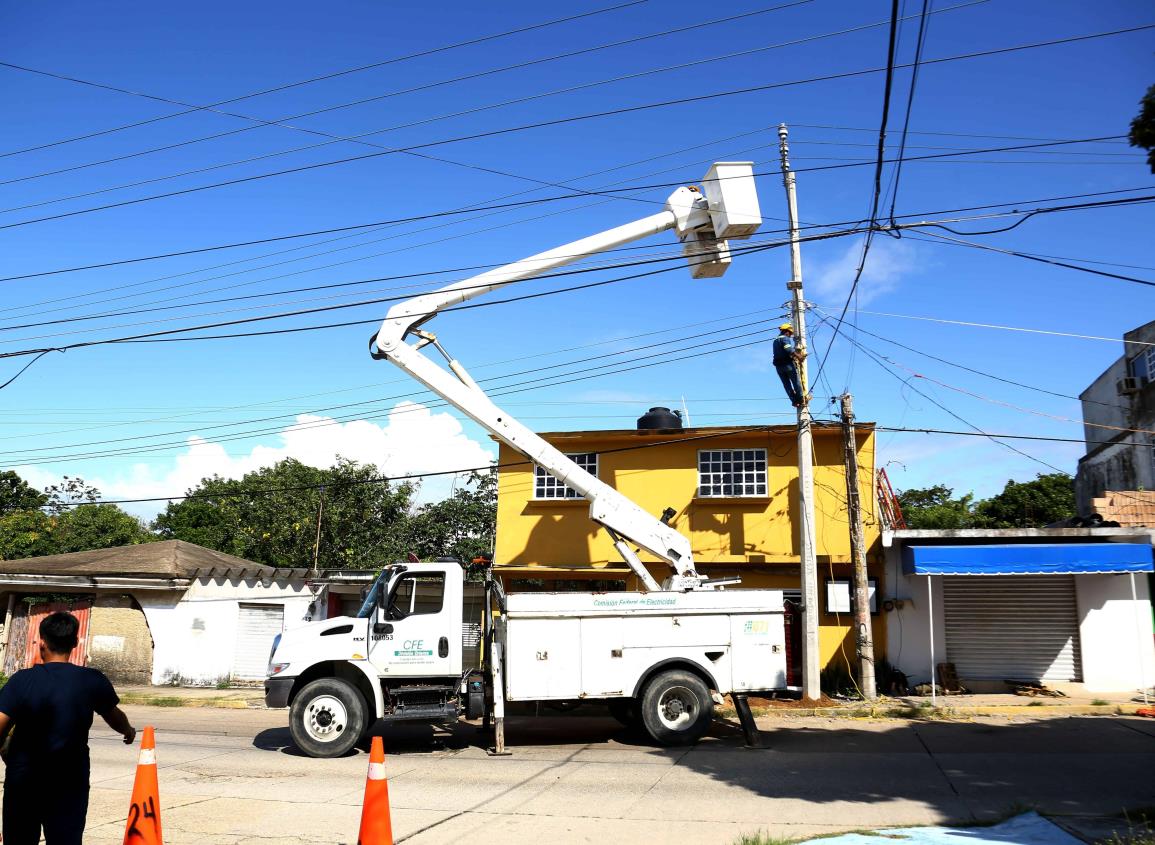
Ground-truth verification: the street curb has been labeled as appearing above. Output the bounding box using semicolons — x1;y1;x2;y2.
119;693;263;710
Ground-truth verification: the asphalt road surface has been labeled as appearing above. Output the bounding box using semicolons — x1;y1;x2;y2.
7;706;1154;844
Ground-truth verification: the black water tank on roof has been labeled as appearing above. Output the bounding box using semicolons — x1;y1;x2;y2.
637;406;682;430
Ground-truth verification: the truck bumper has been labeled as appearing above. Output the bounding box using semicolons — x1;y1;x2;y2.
264;677;294;709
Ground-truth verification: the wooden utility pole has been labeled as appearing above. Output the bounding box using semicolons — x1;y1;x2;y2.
840;393;876;699
778;123;821;701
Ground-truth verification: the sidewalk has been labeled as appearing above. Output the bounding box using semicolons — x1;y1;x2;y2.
114;682;1153;717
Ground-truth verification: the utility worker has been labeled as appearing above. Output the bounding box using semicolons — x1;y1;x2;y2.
772;323;805;407
0;610;137;844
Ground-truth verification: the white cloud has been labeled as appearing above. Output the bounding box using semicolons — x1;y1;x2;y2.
809;237;921;305
17;401;495;521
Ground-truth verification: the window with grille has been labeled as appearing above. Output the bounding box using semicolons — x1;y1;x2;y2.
698;449;768;497
534;453;597;499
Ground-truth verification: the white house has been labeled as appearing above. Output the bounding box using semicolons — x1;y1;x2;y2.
0;541;315;686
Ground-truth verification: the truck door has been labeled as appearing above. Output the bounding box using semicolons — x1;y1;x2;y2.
370;568;461;678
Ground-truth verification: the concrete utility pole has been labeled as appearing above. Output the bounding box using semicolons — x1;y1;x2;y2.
778;123;821;701
840;393;877;699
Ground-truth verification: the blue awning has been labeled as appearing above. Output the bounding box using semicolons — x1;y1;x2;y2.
902;542;1154;575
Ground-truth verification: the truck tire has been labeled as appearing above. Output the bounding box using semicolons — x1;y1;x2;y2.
639;670;714;746
289;677;367;758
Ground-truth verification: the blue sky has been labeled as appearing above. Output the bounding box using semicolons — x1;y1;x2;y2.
0;0;1151;518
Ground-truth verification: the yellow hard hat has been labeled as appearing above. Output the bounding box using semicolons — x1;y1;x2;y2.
779;323;794;332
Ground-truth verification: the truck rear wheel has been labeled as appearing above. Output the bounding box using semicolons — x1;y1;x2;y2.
639;670;714;746
289;677;367;758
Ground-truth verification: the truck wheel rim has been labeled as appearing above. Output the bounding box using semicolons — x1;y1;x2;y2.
657;685;696;730
304;695;348;742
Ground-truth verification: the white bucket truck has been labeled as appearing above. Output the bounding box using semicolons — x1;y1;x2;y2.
265;164;788;757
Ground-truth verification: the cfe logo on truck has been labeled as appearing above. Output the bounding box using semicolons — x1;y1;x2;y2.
394;640;433;658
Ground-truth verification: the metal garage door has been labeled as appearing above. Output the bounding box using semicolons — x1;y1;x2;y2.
232;604;284;680
943;575;1082;682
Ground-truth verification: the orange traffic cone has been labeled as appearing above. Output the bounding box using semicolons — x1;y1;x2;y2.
123;726;163;844
357;736;393;845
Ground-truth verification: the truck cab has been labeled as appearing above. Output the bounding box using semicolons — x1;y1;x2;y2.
265;561;486;757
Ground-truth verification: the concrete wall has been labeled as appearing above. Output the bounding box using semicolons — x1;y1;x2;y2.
87;595;154;685
882;564;945;688
139;576;314;685
885;547;1155;693
1076;572;1155;692
1076;320;1155;512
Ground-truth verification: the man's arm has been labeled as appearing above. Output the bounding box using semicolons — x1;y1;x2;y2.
100;706;136;745
0;710;12;762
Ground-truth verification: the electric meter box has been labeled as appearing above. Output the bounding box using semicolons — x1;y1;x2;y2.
702;161;761;240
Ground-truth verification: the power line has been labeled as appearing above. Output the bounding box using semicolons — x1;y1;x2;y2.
886;0;932;227
1;23;1148;232
817;314;1067;472
1;190;1150;354
810;0;903;391
0;2;815;190
0;133;785;326
0;138;1140;292
908;229;1155;287
0;0;975;221
821;314;1130;413
0;1;648;159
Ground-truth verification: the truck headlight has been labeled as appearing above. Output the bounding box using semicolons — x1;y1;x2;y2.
268;662;290;677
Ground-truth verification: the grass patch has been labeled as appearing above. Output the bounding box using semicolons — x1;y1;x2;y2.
1091;698;1110;706
1027;701;1045;707
734;833;798;845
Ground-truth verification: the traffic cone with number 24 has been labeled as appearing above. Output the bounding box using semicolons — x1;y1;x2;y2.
357;736;393;845
123;725;163;845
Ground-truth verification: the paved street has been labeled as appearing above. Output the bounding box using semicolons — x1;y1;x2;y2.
9;707;1155;844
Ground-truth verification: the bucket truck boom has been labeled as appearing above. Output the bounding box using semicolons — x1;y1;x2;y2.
370;163;762;592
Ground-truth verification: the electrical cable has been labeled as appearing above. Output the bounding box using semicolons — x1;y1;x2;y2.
886;0;932;228
908;229;1155;286
815;314;1068;473
0;1;649;160
810;0;902;391
0;2;816;190
1;23;1148;231
1;191;1151;354
0;144;1139;287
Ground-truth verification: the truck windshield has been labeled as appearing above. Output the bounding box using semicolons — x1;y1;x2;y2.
356;570;391;618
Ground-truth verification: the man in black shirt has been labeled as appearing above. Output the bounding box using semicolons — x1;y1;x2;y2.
0;610;137;844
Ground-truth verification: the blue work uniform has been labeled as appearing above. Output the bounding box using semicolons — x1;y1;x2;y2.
0;662;119;845
772;334;804;406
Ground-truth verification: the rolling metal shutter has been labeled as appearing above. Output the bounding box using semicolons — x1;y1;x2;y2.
232;604;284;680
942;575;1081;682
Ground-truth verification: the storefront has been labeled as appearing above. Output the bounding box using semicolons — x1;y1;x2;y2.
884;529;1155;695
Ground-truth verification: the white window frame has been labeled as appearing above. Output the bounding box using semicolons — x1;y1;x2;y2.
697;448;768;498
534;452;597;500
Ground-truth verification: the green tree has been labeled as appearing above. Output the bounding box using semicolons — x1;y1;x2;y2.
1130;82;1155;174
0;508;57;559
0;471;48;514
44;475;101;516
897;484;978;529
406;469;497;563
54;505;153;553
973;472;1076;528
154;457;414;569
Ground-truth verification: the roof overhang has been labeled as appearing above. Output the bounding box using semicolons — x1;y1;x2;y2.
0;574;191;591
902;542;1154;576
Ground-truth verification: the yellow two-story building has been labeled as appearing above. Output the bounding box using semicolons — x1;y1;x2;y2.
493;409;885;680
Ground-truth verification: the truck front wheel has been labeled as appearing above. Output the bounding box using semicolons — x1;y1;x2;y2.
639;670;714;746
289;677;367;758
